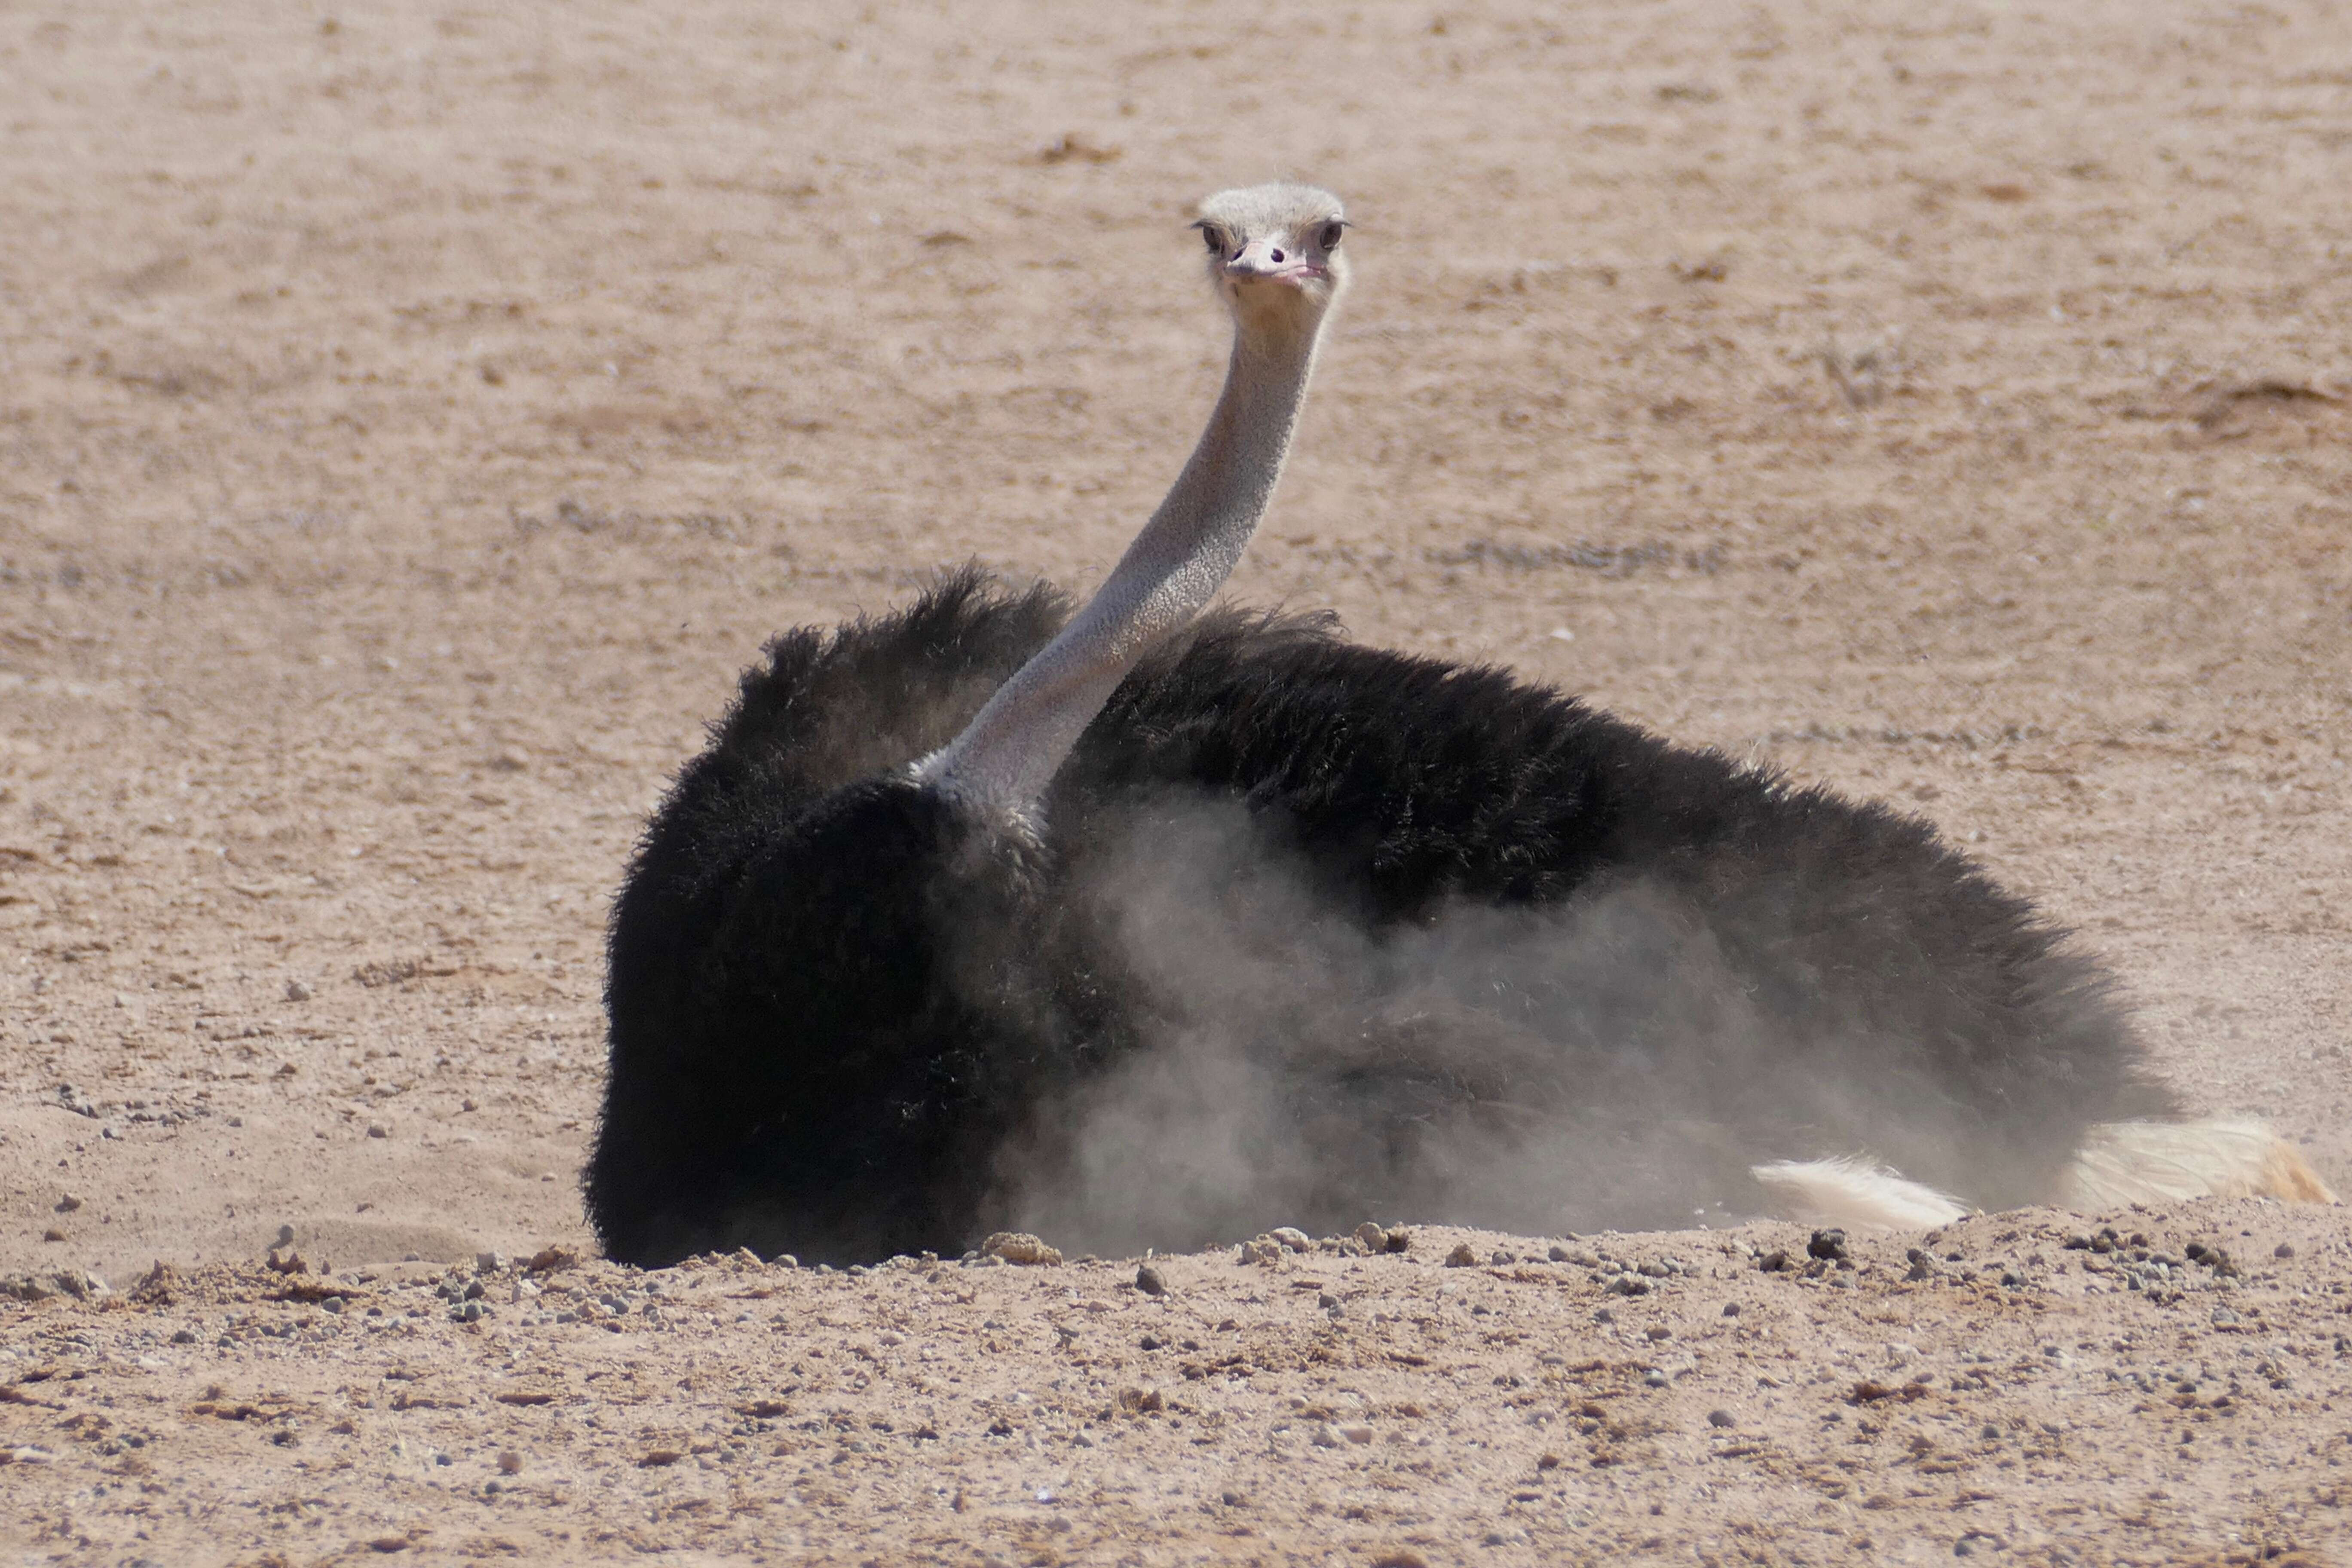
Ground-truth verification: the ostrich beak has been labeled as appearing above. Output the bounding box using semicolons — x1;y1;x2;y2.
1223;243;1326;288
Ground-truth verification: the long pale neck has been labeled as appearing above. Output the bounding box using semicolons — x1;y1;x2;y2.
920;315;1326;815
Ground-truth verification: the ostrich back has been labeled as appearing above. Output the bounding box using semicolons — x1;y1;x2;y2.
589;571;2170;1265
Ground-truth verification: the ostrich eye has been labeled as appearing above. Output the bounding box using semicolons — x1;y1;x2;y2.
1318;222;1345;250
1199;225;1225;254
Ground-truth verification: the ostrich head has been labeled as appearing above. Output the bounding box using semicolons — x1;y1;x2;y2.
1194;183;1351;335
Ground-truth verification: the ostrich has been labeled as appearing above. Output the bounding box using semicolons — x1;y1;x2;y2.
587;184;2330;1268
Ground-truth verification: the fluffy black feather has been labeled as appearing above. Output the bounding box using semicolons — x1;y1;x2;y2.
588;569;2173;1265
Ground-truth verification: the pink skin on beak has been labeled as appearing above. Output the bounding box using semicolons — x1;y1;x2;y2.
1223;241;1326;287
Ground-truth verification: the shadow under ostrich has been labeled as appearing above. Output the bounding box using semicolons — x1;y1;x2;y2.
588;184;2330;1268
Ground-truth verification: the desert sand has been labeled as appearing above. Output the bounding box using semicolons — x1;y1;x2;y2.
2;0;2348;1561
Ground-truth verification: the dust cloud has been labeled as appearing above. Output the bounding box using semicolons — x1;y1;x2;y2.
986;798;1985;1257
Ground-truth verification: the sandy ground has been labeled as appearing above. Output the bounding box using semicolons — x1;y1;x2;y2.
1;0;2349;1561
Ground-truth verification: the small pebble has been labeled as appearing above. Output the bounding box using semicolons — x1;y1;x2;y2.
1722;1302;1740;1317
54;1194;82;1213
1642;1369;1670;1388
1268;1227;1311;1253
1707;1409;1736;1428
1134;1263;1167;1296
285;980;312;1001
1444;1242;1478;1268
2275;1242;2297;1260
1645;1325;1671;1341
980;1232;1063;1267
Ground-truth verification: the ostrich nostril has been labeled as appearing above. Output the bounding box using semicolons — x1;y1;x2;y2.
1270;248;1285;263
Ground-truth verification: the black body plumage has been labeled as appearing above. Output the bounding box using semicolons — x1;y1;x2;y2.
589;571;2172;1266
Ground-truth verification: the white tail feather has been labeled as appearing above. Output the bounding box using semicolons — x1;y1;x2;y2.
1751;1157;1970;1231
2061;1118;2339;1209
1752;1119;2336;1234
